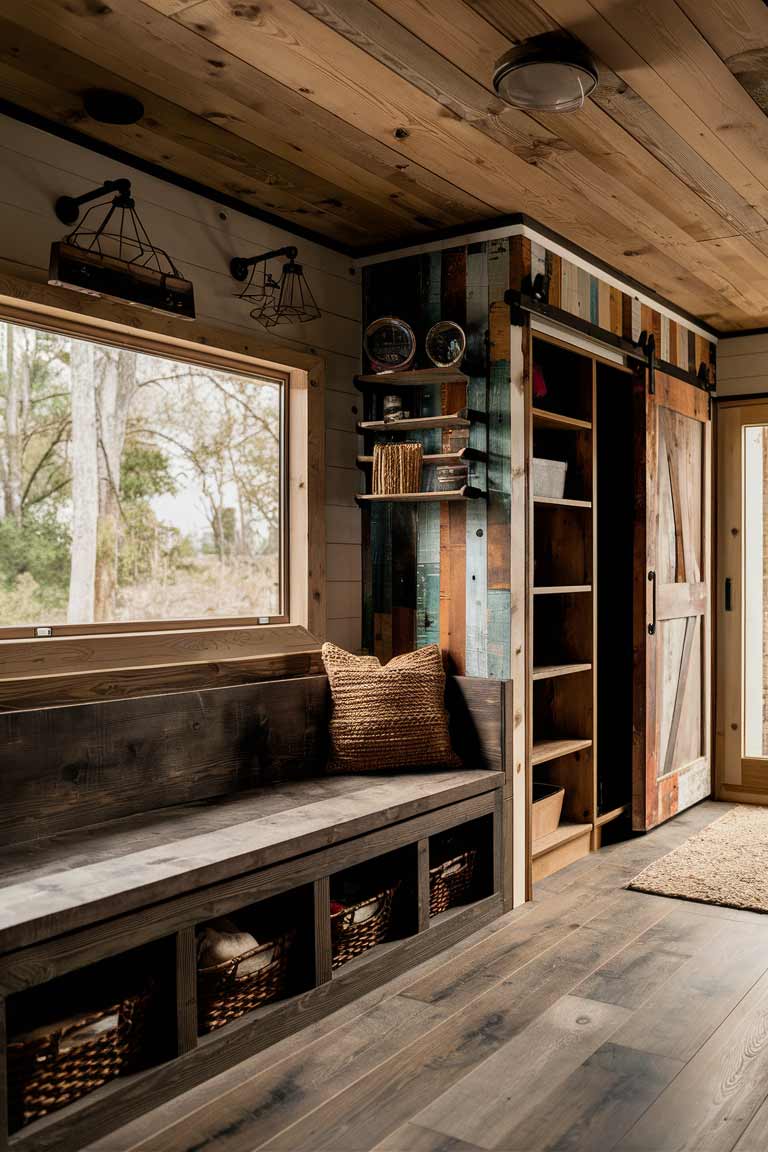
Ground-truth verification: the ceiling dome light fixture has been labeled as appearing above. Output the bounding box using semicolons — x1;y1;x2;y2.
492;33;598;113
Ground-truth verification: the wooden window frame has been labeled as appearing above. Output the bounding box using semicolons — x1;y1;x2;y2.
0;270;325;707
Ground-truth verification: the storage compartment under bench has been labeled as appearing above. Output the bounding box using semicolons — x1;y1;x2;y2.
0;777;504;1152
0;672;510;1151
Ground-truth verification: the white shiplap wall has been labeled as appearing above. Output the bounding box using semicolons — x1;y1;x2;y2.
717;334;768;397
0;114;362;648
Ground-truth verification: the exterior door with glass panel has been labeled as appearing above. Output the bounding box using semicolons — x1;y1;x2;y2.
717;400;768;800
634;370;712;830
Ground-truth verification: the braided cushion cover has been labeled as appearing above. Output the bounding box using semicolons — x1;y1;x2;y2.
321;642;462;773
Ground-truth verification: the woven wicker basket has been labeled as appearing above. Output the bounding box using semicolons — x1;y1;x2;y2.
197;931;294;1034
429;849;477;916
8;987;151;1130
331;887;397;968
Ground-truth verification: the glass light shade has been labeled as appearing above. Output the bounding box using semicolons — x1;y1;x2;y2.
493;39;597;113
425;321;466;368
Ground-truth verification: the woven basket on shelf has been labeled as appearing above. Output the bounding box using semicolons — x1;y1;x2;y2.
331;887;397;968
8;987;152;1130
197;931;294;1034
429;849;477;916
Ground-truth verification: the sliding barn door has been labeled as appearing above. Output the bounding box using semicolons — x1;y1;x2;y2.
633;370;711;831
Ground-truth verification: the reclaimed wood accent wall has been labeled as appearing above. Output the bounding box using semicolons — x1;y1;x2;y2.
515;236;717;387
362;239;512;677
362;233;717;677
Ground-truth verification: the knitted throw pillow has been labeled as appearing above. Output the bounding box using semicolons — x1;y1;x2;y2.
321;642;462;773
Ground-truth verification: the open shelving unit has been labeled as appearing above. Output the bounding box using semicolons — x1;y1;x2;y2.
356;366;486;505
527;333;634;883
356;486;484;505
357;411;471;434
357;446;485;468
356;368;470;389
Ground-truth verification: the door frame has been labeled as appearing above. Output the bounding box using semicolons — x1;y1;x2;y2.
715;395;768;804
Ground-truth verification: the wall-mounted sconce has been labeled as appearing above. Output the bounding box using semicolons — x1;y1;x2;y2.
49;177;195;319
230;246;321;328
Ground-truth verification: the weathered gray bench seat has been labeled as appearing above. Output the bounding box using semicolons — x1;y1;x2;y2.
0;672;511;1152
0;674;509;957
0;766;501;954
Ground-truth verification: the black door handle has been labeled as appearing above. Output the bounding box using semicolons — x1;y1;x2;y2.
648;570;657;636
725;577;733;612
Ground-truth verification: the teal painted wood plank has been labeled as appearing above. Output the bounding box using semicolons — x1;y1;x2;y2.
465;243;488;678
590;275;599;324
416;508;440;647
487;589;511;680
416;251;442;649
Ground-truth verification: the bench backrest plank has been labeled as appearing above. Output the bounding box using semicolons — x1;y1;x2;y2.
0;674;509;847
0;676;330;846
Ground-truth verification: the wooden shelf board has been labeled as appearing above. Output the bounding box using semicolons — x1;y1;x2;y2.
596;803;631;827
532;585;592;596
531;737;593;766
532;408;592;431
532;663;593;681
358;412;470;433
357;447;485;468
356;367;469;387
532;822;592;860
356;486;484;504
533;496;592;509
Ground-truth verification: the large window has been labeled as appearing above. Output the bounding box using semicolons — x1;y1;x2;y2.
0;319;285;635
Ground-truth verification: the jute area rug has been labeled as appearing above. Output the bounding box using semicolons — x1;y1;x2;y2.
628;805;768;914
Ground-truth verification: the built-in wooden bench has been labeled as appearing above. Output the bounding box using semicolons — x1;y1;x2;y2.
0;673;512;1152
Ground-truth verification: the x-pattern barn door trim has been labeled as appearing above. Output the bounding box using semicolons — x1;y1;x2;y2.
634;370;711;832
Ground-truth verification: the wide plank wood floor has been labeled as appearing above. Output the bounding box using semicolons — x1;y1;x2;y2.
86;800;768;1152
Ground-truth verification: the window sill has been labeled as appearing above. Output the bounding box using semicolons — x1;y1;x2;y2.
0;623;322;711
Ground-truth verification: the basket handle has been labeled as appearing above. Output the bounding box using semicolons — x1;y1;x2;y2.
235;942;277;978
338;894;386;926
58;1010;120;1054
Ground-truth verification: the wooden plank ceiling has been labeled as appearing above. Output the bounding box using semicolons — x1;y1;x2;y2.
1;0;768;330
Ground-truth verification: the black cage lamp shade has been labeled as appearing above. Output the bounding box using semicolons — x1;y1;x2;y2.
231;246;322;328
492;33;598;113
49;177;195;319
55;178;181;277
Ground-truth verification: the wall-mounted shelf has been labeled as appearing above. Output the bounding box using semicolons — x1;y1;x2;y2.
532;408;592;432
357;412;470;434
356;486;485;505
356;447;485;469
356;367;469;388
533;496;592;509
532;663;592;681
531;737;593;767
532;585;592;596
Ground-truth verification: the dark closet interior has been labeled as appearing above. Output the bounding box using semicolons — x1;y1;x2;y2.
596;361;637;819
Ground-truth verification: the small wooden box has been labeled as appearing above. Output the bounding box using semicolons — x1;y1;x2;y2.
532;782;565;841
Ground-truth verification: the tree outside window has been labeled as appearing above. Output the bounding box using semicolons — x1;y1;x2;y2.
0;320;283;629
